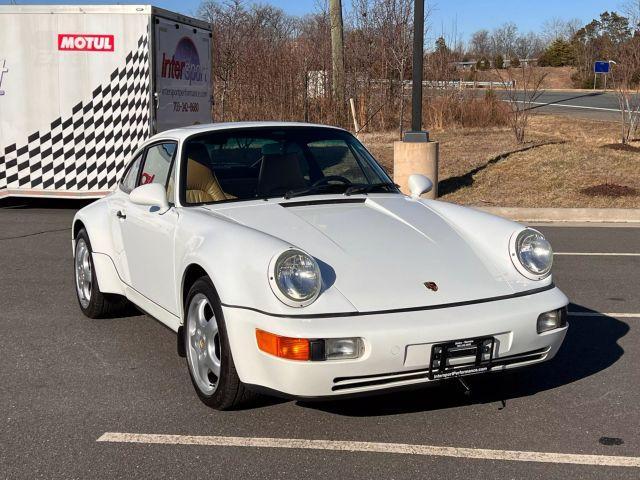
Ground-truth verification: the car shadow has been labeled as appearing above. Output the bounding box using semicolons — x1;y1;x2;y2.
101;301;146;319
0;197;95;210
296;303;628;417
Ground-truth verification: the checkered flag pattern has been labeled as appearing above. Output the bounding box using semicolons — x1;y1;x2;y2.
0;35;151;194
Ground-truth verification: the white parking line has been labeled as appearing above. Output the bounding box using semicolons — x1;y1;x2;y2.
97;432;640;468
528;101;621;112
506;100;621;112
569;312;640;318
555;252;640;257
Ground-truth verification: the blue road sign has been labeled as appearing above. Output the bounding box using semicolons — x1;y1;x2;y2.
594;61;610;74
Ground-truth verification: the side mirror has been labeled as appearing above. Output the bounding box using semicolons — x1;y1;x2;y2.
408;174;433;199
130;183;170;212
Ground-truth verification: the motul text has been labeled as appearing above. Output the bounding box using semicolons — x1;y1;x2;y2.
58;34;114;52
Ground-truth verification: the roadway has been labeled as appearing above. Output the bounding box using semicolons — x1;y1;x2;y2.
1;203;639;479
504;90;628;121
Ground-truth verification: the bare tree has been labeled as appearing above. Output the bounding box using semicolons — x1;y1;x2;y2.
194;0;500;132
469;29;491;57
495;64;547;143
514;32;545;60
491;22;518;58
370;0;413;135
199;0;251;121
621;0;640;32
610;35;640;144
542;17;581;43
346;0;377;129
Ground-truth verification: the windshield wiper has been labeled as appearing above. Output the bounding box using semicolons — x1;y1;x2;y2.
284;184;336;199
284;181;398;199
344;182;398;196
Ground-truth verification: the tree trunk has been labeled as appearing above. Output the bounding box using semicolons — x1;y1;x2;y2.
220;80;228;122
329;0;345;108
398;63;405;138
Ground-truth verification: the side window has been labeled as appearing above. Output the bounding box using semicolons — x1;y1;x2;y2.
139;143;177;188
120;153;143;194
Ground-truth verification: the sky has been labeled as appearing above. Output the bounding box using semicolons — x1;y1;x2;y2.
3;0;627;43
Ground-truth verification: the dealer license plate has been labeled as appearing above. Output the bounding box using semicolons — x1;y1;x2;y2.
428;336;495;380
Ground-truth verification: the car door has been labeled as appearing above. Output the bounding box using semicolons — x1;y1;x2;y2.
118;141;180;316
107;152;144;286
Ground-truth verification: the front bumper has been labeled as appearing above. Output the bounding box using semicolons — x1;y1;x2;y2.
223;287;569;398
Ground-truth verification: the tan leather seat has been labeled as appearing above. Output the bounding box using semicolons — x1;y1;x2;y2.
184;143;230;203
257;152;307;197
166;176;175;204
186;159;230;203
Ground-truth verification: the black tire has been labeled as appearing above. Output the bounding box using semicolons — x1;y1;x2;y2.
184;277;255;410
74;228;130;318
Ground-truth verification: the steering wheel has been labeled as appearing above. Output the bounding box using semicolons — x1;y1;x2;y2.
312;175;352;187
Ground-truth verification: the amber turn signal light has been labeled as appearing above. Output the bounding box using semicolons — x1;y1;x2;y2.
256;329;310;361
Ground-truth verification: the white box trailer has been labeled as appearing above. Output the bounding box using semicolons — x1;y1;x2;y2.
0;5;212;199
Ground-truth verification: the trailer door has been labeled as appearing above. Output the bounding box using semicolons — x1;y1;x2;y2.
153;16;211;132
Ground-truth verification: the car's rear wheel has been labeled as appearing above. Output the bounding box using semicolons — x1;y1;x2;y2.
184;277;254;410
74;229;129;318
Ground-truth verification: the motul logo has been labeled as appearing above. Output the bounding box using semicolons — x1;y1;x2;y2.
58;34;114;52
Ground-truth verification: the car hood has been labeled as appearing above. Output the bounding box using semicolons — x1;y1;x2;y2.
207;196;517;312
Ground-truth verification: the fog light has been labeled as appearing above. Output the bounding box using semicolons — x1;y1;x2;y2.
537;308;567;333
325;338;363;360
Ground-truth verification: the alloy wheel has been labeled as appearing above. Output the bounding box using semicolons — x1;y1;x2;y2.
186;293;222;395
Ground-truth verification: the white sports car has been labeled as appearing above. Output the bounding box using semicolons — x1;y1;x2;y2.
72;122;568;409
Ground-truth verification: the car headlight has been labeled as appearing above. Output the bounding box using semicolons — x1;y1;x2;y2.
269;249;322;307
509;228;553;280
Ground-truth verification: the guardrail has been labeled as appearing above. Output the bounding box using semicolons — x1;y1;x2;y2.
368;79;517;89
423;80;516;89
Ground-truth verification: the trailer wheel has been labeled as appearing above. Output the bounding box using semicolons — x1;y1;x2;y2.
74;228;129;318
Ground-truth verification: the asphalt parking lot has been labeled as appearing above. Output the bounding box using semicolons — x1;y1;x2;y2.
1;201;639;479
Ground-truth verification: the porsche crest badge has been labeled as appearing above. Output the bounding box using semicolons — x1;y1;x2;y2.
424;281;438;292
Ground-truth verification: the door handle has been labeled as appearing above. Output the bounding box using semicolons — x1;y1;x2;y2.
116;210;127;220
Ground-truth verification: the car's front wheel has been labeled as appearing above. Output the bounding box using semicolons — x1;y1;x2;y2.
184;277;254;410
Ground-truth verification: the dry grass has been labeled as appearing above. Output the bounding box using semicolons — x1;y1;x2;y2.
362;114;640;208
362;127;551;180
442;142;640;208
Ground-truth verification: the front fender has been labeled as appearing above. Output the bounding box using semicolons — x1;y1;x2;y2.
420;199;553;292
175;208;356;319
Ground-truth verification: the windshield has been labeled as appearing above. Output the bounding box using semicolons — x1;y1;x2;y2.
180;126;396;205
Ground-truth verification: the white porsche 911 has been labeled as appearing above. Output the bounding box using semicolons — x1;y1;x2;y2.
72;122;568;409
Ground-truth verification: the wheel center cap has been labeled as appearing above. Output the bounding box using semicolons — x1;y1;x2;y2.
199;337;206;350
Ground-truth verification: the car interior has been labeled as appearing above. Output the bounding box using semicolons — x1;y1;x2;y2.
177;129;389;204
182;140;316;203
183;143;233;203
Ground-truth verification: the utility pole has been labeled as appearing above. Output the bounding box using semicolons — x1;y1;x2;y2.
394;0;439;199
329;0;345;107
410;0;425;136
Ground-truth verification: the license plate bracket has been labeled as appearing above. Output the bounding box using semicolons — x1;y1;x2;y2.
428;336;495;380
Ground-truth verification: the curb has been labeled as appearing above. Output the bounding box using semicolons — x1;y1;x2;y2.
475;207;640;223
